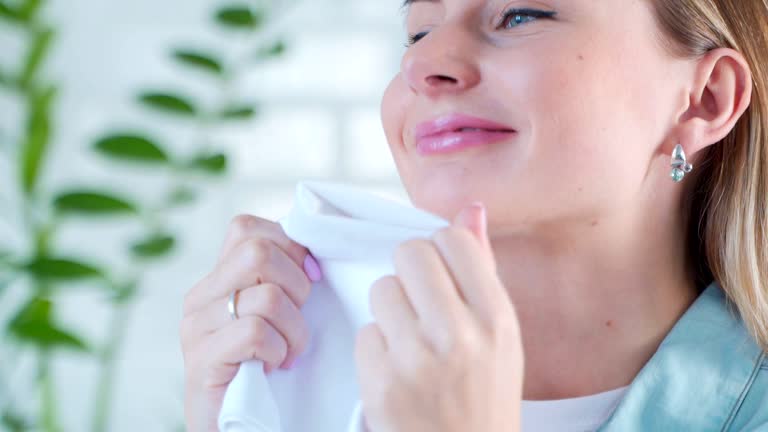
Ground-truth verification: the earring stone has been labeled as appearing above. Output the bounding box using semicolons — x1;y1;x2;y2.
670;144;693;183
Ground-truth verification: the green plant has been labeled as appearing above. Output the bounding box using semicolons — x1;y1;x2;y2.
0;1;288;430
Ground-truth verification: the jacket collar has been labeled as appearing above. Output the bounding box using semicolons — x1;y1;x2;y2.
600;281;765;431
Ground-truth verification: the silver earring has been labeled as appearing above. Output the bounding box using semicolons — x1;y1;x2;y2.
670;144;693;183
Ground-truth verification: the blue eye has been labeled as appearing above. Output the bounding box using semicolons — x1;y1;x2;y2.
500;8;556;29
405;8;556;47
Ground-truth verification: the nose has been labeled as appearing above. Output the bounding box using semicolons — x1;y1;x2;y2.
402;27;481;99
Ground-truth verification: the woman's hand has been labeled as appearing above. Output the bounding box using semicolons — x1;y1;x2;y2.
354;203;524;432
179;215;321;432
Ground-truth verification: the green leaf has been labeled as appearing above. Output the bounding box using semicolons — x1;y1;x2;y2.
219;104;257;120
215;5;263;29
20;85;57;196
166;185;197;207
257;39;286;59
0;67;11;87
0;3;22;22
138;92;197;116
53;191;138;215
2;409;30;432
14;322;88;351
9;298;88;351
93;134;169;163
19;27;55;90
110;280;138;304
130;233;175;258
172;50;223;75
16;0;43;22
22;257;104;281
187;152;227;175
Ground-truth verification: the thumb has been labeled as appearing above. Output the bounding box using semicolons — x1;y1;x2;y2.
453;201;492;253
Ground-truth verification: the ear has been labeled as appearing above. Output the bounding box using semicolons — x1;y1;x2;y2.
672;48;752;159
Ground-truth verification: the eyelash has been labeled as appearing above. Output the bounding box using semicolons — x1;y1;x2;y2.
405;7;556;47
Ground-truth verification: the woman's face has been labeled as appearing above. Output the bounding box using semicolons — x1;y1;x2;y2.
381;0;690;232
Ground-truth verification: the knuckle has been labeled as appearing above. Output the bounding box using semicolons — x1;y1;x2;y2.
230;214;259;234
258;283;284;318
454;325;478;349
243;316;270;349
431;325;476;356
241;238;273;270
182;274;209;315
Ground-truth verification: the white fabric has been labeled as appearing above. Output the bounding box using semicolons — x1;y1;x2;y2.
217;180;629;432
218;180;450;432
520;385;629;432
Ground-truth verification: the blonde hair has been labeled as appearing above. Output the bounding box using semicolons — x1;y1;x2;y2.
651;0;768;352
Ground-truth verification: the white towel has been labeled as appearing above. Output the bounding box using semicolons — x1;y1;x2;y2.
218;180;450;432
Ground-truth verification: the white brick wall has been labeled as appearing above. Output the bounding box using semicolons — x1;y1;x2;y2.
0;1;409;430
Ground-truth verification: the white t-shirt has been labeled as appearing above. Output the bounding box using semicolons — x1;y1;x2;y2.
521;386;629;432
349;385;630;432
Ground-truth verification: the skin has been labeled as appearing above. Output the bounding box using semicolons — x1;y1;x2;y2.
356;203;525;431
181;0;752;430
356;0;751;429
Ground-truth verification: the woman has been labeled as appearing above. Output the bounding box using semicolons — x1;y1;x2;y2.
180;0;768;430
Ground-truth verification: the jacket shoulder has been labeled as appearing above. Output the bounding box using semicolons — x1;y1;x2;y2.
727;351;768;431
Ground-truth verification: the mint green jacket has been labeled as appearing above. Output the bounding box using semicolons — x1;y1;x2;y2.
599;281;768;431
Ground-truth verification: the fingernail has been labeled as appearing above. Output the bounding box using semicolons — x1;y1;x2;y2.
303;254;323;282
280;353;296;370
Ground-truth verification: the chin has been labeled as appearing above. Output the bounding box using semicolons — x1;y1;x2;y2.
403;175;487;221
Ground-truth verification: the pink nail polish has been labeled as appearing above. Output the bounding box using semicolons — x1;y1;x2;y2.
280;354;295;370
303;254;323;282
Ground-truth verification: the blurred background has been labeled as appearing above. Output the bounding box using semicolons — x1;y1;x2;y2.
0;0;407;430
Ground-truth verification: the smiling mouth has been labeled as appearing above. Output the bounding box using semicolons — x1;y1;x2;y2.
415;128;516;156
429;127;513;135
412;113;517;155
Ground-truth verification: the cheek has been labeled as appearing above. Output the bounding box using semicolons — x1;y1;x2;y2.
381;73;426;196
380;74;410;165
514;41;668;203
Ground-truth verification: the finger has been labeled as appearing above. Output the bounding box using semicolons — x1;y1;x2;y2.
354;324;389;379
354;323;390;430
206;315;289;379
368;275;419;347
218;214;311;271
192;316;288;390
392;239;468;345
452;202;493;258
182;282;311;363
184;238;311;315
431;226;505;328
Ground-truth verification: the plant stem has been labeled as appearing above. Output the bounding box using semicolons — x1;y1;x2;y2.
90;297;133;432
38;352;61;432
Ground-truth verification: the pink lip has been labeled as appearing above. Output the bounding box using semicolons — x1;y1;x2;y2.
414;113;516;156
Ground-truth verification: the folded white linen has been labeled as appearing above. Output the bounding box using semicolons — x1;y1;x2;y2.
218;180;450;432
